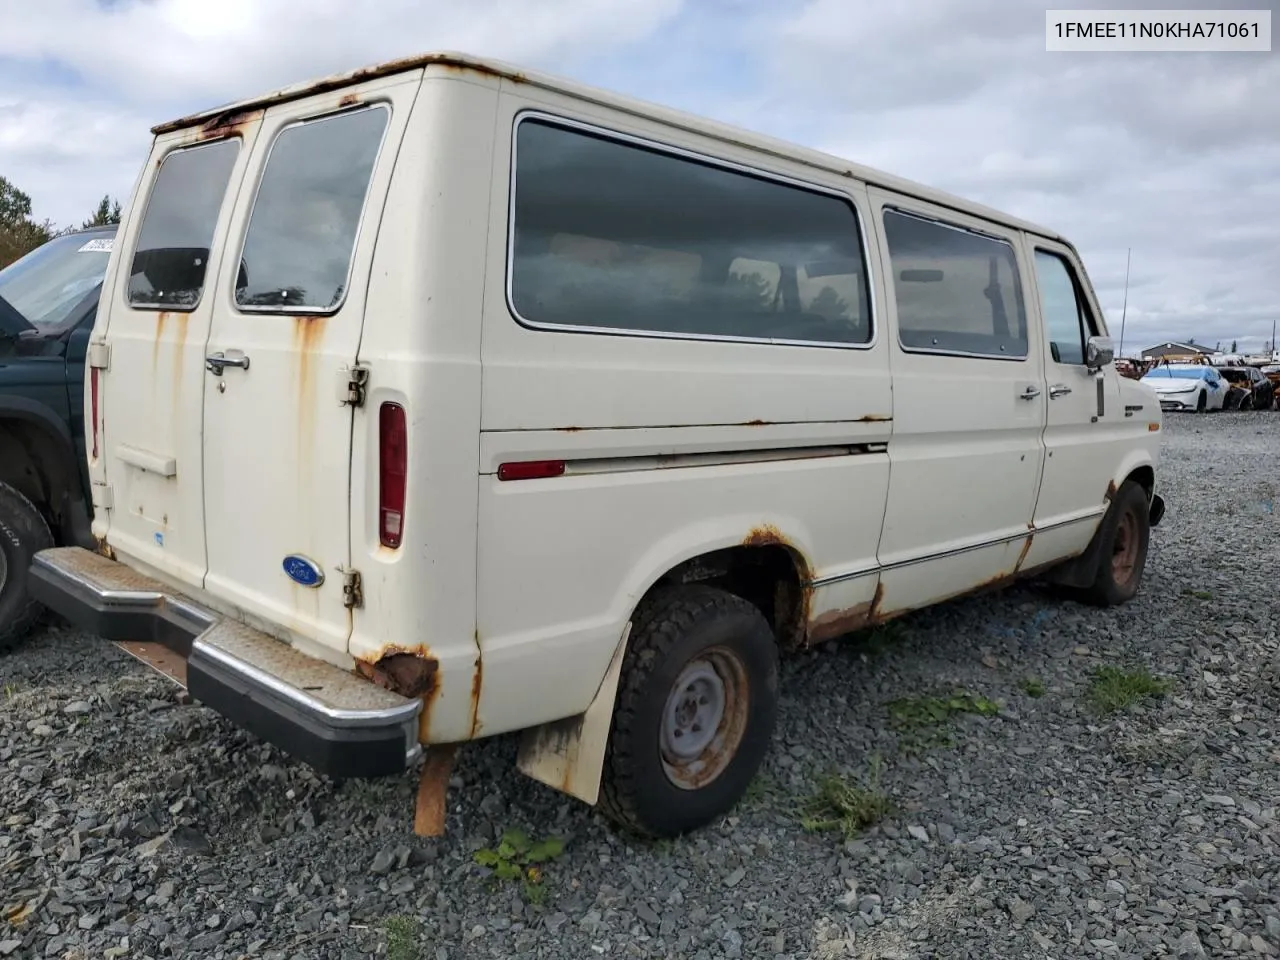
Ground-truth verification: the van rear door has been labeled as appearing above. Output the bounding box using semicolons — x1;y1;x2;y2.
91;125;260;587
199;74;421;655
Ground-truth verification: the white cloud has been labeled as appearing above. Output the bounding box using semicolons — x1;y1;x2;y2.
3;0;1277;351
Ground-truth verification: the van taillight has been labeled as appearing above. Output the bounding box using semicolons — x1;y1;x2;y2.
378;402;407;549
90;368;100;460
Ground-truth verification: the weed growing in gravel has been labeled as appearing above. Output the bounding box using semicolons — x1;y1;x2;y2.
1086;666;1171;715
1020;677;1046;698
383;915;423;960
740;770;783;811
1181;588;1214;601
473;826;565;904
886;690;1000;751
859;620;909;657
799;755;894;840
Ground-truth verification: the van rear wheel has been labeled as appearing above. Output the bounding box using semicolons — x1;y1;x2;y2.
0;482;54;654
599;584;778;838
1078;480;1150;607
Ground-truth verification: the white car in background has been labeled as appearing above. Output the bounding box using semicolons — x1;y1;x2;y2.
1140;364;1228;412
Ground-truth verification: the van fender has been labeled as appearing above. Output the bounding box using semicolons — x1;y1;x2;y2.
515;621;630;804
1048;453;1158;589
514;512;816;803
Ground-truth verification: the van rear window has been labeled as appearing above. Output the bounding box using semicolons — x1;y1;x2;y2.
235;105;388;312
509;118;872;346
127;138;240;310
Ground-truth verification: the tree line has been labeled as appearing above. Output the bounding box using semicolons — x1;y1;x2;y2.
0;174;123;269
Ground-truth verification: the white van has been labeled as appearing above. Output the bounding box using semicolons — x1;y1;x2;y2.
28;52;1166;839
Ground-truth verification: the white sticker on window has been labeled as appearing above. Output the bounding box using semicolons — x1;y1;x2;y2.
78;238;114;253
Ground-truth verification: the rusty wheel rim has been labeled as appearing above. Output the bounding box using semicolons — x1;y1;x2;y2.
660;646;750;790
1111;507;1139;586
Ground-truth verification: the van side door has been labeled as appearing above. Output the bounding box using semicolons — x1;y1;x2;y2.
866;189;1046;615
1024;239;1125;560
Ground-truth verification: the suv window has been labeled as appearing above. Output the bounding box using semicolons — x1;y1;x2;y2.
236;106;389;312
510;117;872;346
0;229;115;331
128;138;240;310
1033;249;1097;365
883;209;1027;359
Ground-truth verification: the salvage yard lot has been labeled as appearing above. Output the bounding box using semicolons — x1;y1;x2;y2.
3;412;1278;960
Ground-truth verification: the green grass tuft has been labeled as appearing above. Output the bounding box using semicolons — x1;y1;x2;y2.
1019;677;1046;698
799;756;894;840
1086;666;1171;715
383;915;423;960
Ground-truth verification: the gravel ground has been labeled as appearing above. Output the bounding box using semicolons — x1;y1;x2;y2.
3;410;1279;960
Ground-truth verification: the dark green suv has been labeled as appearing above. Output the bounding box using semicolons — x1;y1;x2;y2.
0;225;116;651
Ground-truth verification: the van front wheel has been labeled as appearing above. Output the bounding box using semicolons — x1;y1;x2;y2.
0;482;54;654
599;584;779;838
1078;480;1150;607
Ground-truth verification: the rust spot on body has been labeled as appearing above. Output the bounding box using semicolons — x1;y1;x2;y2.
743;524;787;548
338;93;359;107
467;651;484;739
804;581;885;646
354;645;441;742
855;414;892;422
743;419;768;426
1015;531;1034;572
1104;479;1118;502
151;312;169;369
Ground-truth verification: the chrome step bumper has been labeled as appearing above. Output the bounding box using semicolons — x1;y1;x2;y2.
28;546;421;779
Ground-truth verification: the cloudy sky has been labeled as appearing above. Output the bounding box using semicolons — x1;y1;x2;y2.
2;0;1276;354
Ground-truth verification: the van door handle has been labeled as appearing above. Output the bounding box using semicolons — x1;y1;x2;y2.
1049;384;1072;398
1019;385;1041;400
206;351;250;375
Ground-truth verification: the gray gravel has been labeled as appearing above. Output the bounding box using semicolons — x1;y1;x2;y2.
3;410;1279;959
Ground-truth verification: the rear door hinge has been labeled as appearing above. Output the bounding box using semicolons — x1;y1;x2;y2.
90;482;114;510
338;364;369;407
88;342;110;370
342;569;363;609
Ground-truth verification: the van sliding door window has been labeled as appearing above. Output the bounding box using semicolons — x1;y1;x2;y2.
509;116;872;347
235;105;389;313
127;138;240;310
883;209;1028;360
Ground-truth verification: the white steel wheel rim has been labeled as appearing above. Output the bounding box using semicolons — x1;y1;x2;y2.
659;646;750;790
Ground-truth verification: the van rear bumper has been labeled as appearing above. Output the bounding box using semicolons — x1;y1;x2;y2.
28;546;422;779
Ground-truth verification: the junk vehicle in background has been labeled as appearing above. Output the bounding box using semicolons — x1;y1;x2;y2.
0;226;116;651
25;52;1166;839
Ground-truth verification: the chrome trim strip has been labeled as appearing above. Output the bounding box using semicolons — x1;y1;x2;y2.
504;110;879;353
190;636;423;728
807;512;1103;587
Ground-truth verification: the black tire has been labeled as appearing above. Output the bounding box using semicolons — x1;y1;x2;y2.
0;482;54;654
1241;394;1254;411
1078;480;1150;607
1196;391;1207;413
599;584;779;838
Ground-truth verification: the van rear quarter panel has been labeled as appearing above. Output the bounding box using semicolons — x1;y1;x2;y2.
473;83;894;738
348;72;498;743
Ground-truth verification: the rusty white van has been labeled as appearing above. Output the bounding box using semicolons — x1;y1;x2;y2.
27;51;1166;839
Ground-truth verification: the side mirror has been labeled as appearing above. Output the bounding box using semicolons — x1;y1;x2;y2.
1085;335;1114;372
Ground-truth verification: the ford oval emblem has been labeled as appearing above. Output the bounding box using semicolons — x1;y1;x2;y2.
282;555;325;588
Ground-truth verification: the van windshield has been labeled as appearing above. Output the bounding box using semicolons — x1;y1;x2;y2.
0;228;116;331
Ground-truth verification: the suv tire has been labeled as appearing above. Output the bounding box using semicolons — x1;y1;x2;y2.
1078;480;1150;607
599;584;779;838
0;482;54;654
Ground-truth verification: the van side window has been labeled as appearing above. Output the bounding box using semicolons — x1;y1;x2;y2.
883;209;1027;359
127;138;240;310
236;106;388;312
510;117;872;346
1034;249;1097;365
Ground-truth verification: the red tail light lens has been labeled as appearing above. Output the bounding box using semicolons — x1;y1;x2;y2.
90;367;100;460
378;402;407;548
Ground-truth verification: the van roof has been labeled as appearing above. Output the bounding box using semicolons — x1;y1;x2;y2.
151;50;1066;243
